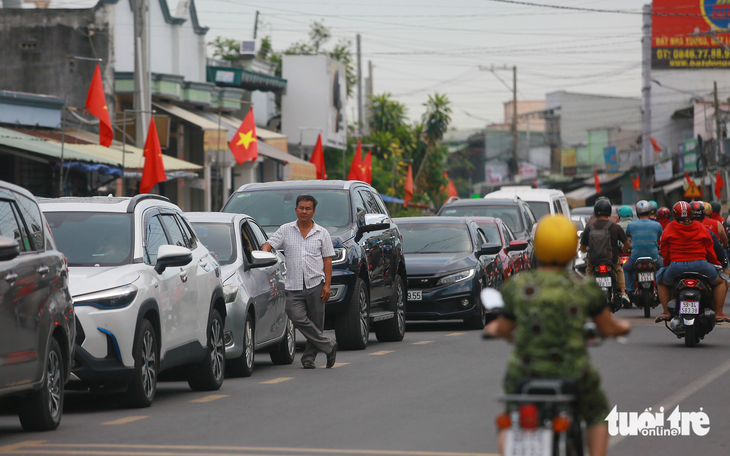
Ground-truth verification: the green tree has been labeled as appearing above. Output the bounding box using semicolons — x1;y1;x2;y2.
368;93;407;133
209;36;240;62
414;93;452;187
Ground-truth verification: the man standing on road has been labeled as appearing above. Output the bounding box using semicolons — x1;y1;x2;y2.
262;194;338;369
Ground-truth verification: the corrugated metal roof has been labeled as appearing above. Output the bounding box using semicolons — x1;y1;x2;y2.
0;126;119;165
56;143;202;172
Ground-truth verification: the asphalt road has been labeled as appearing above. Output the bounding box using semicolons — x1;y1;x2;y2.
2;306;730;456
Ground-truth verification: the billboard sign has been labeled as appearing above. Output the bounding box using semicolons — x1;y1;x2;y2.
652;0;730;69
603;146;618;173
654;159;673;182
561;148;577;176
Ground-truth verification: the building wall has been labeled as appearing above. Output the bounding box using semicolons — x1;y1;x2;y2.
503;100;545;131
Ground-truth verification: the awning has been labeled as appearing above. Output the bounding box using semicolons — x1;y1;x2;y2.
0;126;119;166
258;142;316;180
661;178;685;194
565;186;598;207
152;102;227;151
207;66;287;93
57;143;202;172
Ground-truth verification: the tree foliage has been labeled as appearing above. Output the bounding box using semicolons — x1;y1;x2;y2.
209;36;240;62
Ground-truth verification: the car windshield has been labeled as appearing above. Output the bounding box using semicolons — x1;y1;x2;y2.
440;206;524;233
223;190;352;229
191;222;237;265
525;201;550;221
472;222;501;245
399;223;472;254
45;212;133;266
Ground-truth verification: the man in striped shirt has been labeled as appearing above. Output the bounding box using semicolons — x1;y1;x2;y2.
263;194;338;369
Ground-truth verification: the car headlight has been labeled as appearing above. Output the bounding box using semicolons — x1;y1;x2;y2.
332;248;347;265
223;282;239;303
437;269;476;286
74;284;138;310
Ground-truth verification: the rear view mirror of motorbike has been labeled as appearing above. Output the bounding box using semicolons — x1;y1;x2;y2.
481;288;504;311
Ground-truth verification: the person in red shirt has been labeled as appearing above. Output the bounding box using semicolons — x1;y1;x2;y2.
656;207;671;231
656;201;728;322
702;202;728;248
710;201;725;224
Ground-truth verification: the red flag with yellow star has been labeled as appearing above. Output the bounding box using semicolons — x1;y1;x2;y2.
84;64;113;147
347;140;363;180
362;150;372;184
229;108;258;165
139;118;167;194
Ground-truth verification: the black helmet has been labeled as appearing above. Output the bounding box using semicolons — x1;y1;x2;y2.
594;199;612;217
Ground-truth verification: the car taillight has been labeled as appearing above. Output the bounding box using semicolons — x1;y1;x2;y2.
496;413;511;430
684;279;698;287
552;414;571;433
519;404;539;429
596;264;611;273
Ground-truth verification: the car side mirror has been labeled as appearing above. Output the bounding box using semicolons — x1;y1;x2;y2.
0;235;20;261
355;213;389;242
478;242;503;256
577;230;583;239
250;250;278;268
154;245;193;274
507;240;528;252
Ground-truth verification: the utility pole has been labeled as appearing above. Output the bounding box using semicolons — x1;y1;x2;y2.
356;34;363;136
511;65;518;182
133;0;150;148
253;10;259;39
363;60;373;136
713;81;725;202
641;3;652;195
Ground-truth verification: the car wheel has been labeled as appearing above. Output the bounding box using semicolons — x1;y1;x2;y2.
18;338;64;431
227;313;255;377
464;281;486;330
334;277;369;350
270;318;296;365
124;319;158;408
374;275;406;342
188;309;225;391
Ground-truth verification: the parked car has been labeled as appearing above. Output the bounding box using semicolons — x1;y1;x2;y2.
221;180;407;350
484;187;570;221
468;216;530;280
40;195;226;408
393;217;503;329
186;212;293;377
0;181;74;431
437;197;538;267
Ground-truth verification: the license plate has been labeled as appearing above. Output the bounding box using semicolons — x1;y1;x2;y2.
595;276;612;287
638;272;655;282
407;290;422;301
680;300;699;314
504;429;553;456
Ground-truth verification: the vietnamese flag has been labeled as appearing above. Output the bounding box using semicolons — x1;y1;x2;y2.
444;173;458;198
139;118;167;194
84;64;113;147
631;175;640;191
594;169;601;195
361;150;372;184
348;140;363;180
648;135;662;153
310;134;326;179
716;171;725;200
403;163;413;208
229;108;258;165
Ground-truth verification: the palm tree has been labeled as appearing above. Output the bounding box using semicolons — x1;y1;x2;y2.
414;93;452;186
369;93;407;133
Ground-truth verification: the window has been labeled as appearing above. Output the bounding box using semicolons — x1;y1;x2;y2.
553;200;563;215
0;200;26;251
192;222;236;265
474;222;501;245
177;215;198;249
359;190;384;214
399;223;473;254
502;223;516;243
159;214;186;247
45;212;133;266
248;220;269;248
14;193;44;251
240;222;258;263
521;204;535;231
476;228;488;246
441;205;524;233
144;216;168;265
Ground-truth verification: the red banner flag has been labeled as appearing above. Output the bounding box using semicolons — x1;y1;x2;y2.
347;140;362;180
594;169;601;195
362;150;372;184
310;134;326;179
403;164;413;207
685;172;693;184
444;172;458;198
139;118;167;194
84;64;113;147
631;175;640;190
716;171;725;200
648;135;662;152
228;108;258;165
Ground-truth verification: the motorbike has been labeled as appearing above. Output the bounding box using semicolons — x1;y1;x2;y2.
592;259;622;313
632;257;659;318
665;271;717;347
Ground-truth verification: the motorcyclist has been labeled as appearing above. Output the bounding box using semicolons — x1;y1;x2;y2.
702;202;728;248
616;205;633;232
485;215;631;456
655;201;729;323
694;202;728;268
648;200;659;221
580;199;631;303
656;207;671;230
710;201;725;224
623;200;663;295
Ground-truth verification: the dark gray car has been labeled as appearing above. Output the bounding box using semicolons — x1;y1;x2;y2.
0;181;74;431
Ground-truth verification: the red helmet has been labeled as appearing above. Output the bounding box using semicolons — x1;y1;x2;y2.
673;201;692;221
656;207;670;219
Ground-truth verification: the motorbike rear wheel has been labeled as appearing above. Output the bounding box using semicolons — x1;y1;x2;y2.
642;289;652;319
684;323;697;347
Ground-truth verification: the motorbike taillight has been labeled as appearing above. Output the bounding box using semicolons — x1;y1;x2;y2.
620;256;629;265
684;279;698;287
495;413;511;430
638;262;653;270
552;414;571;433
597;264;611;273
519;404;539;429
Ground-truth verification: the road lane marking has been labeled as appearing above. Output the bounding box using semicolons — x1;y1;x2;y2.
7;442;500;456
369;350;394;355
320;362;350;368
260;377;294;384
0;441;46;453
447;332;465;336
190;394;229;403
411;341;433;345
609;356;730;449
101;416;148;425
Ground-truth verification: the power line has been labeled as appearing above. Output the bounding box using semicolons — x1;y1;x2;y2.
483;0;703;17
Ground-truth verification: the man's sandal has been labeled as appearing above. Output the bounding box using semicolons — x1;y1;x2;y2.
302;360;316;369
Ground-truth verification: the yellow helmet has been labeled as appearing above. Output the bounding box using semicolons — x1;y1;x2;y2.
533;215;577;266
702;201;712;216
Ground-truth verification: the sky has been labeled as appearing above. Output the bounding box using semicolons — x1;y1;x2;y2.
42;0;649;131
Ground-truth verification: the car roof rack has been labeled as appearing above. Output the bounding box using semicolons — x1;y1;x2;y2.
127;194;171;213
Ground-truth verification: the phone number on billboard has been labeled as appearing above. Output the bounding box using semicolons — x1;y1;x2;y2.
652;47;730;69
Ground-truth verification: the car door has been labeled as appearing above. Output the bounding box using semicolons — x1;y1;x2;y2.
357;188;386;303
371;190;398;301
247;219;286;343
501;221;524;272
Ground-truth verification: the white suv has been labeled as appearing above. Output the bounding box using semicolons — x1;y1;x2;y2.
40;195;226;408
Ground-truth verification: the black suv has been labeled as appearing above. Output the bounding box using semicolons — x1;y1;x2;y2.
222;180;407;350
0;181;74;431
437;197;538;268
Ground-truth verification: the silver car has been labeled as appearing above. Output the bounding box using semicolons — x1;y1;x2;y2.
187;213;294;377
